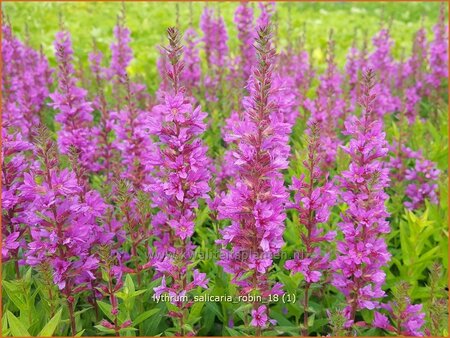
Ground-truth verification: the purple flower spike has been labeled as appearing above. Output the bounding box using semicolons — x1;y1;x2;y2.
332;69;391;322
149;27;211;336
217;25;288;332
49;30;95;172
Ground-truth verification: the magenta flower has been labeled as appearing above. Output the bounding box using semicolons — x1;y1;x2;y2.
387;143;440;210
217;26;288;331
107;12;149;112
111;73;156;190
277;43;312;111
345;38;362;113
2;127;33;279
2;22;53;140
427;4;448;91
368;28;401;117
180;27;201;94
89;47;104;81
149;27;211;336
200;6;229;102
284;123;337;334
304;33;344;169
201;7;228;70
404;159;440;210
251;305;269;328
1;129;33;278
373;283;426;336
256;2;276;29
332;70;391;322
86;41;122;180
23;129;103;335
49;30;95;172
234;2;256;82
108;16;133;81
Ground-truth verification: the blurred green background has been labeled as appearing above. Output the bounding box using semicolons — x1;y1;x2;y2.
2;1;443;91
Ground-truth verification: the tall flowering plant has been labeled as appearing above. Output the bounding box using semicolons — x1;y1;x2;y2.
200;7;229;102
49;30;95;172
22;129;102;335
149;27;211;336
304;32;344;169
403;25;428;124
345;35;361;114
284;123;337;335
234;2;256;84
107;10;155;189
277;38;312;113
1;127;33;278
107;9;133;110
180;26;201;95
88;43;120;182
427;3;448;93
332;70;391;325
373;282;425;336
368;28;400;117
111;74;156;190
387;144;441;211
2;22;52;140
217;26;288;333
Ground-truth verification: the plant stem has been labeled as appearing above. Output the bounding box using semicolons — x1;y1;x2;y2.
67;299;77;336
14;259;20;280
303;283;310;336
48;287;55;317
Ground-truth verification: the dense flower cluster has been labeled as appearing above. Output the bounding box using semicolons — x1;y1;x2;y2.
367;28;401;117
217;26;288;330
284;124;337;334
1;129;33;267
2;22;53;141
111;76;156;190
181;27;201;93
345;38;361;113
373;282;426;336
402;26;428;123
332;70;391;322
200;6;229;102
427;4;448;91
404;157;440;210
108;15;133;82
285;126;337;283
234;3;256;83
50;30;95;170
149;27;211;335
388;144;441;210
304;33;344;168
23;130;104;334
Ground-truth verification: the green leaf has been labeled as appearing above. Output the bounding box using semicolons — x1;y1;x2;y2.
182;323;194;333
307;313;315;327
7;311;30;337
132;308;160;326
94;325;115;334
124;273;135;295
75;329;85;337
2;281;27;312
224;326;242;336
38;308;62;337
187;301;204;324
97;301;113;321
